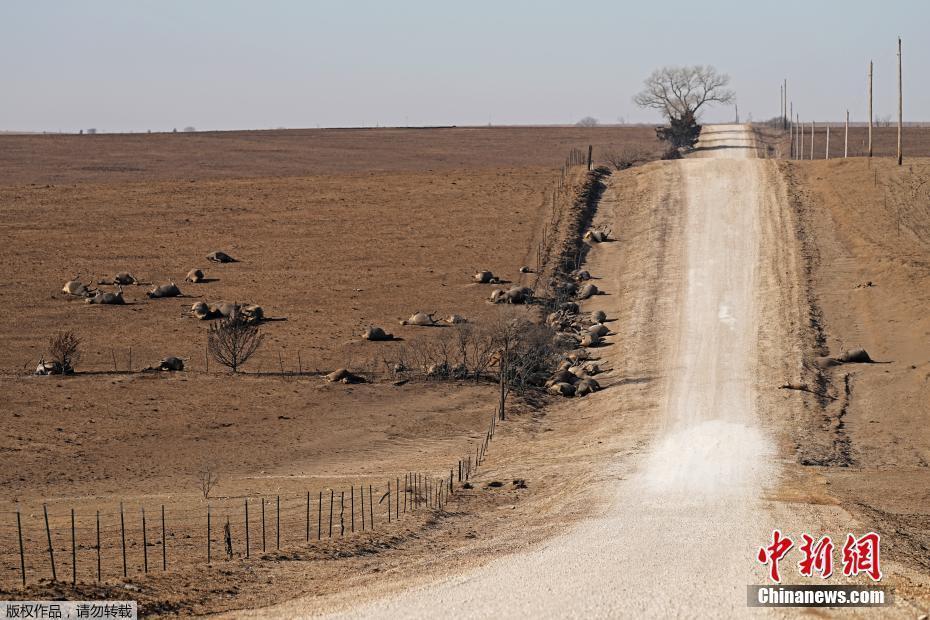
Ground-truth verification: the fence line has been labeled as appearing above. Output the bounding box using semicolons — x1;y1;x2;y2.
1;408;500;588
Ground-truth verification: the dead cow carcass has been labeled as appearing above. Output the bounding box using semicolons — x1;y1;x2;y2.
185;268;206;283
86;288;125;305
207;251;237;263
148;282;182;298
362;326;394;341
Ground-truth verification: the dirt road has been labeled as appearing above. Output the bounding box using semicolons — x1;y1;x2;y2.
261;126;924;617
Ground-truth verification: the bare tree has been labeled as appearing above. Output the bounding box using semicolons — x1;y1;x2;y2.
199;465;219;499
207;315;264;373
576;116;599;127
490;312;564;420
633;66;735;121
47;330;82;374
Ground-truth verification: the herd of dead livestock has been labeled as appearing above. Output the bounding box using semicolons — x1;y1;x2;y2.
45;225;615;398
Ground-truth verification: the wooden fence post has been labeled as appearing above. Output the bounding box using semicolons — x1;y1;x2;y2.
276;496;280;550
328;490;334;538
207;505;211;565
244;500;250;559
317;491;322;540
17;510;26;587
360;486;366;531
845;110;849;158
161;505;167;570
95;511;101;582
119;502;127;577
71;508;76;585
261;498;266;552
141;507;148;574
396;477;400;520
43;504;56;581
224;517;232;560
351;487;355;533
811;121;814;161
586;145;592;171
369;484;374;529
305;491;310;542
800;119;804;160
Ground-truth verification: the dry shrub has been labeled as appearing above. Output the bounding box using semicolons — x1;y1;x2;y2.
381;313;565;419
207;315;264;373
603;145;654;170
199;465;219;499
48;330;82;374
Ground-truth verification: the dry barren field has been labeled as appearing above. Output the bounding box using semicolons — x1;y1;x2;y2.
785;155;930;576
0;126;662;614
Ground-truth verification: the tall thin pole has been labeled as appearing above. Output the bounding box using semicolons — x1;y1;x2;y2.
868;60;874;158
826;125;830;159
897;36;903;166
784;79;788;129
845;110;849;158
789;102;794;157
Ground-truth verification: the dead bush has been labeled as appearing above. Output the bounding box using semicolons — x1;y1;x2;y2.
603;145;654;170
207;314;264;373
47;330;82;374
199;465;219;499
455;323;496;382
488;311;567;419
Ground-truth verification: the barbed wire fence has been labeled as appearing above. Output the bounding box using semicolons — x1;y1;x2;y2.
1;407;499;588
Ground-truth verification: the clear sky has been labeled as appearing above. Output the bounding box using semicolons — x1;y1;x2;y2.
1;0;925;132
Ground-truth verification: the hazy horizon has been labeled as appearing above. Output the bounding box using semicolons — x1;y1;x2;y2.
2;1;926;133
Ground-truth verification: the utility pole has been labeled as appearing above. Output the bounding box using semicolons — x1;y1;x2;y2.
735;104;739;124
826;125;830;159
783;79;788;129
780;85;783;127
789;102;794;157
897;36;903;166
868;60;874;158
